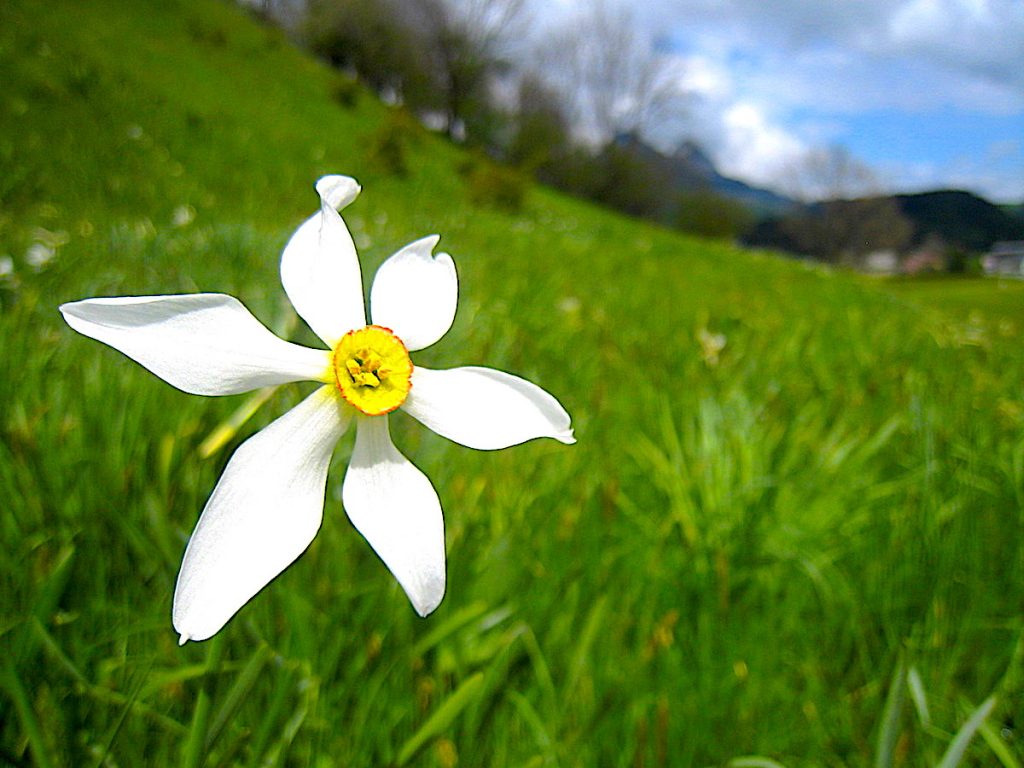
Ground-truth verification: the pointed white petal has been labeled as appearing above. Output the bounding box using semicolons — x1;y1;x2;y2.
402;366;575;450
280;175;365;346
172;387;350;642
369;235;457;351
343;416;445;616
60;294;330;395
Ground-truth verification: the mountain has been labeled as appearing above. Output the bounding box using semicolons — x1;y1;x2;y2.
895;190;1024;250
673;140;796;217
611;133;796;218
744;188;1024;261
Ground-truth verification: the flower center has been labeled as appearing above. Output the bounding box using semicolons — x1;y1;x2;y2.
332;325;413;416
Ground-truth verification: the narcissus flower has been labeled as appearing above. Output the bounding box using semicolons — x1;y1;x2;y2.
60;175;574;644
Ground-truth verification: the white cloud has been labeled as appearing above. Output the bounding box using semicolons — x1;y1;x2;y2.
884;0;1024;90
717;103;808;185
659;52;807;187
524;0;1024;199
672;53;731;99
655;0;1024;112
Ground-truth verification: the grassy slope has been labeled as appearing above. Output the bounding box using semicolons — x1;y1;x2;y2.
879;274;1024;325
2;0;1023;765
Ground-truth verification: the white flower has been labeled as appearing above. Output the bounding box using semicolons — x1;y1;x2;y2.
60;175;574;644
172;204;196;228
25;243;55;271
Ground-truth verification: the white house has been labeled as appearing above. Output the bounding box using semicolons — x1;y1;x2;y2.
984;241;1024;277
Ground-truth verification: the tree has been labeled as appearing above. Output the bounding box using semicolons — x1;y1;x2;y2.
675;189;755;241
305;0;524;143
779;197;914;263
304;0;440;111
508;73;573;180
536;1;684;144
784;144;878;204
589;139;675;221
406;0;526;142
777;145;912;262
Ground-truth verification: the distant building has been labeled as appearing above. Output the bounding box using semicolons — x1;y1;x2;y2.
902;243;946;275
983;241;1024;277
862;250;899;274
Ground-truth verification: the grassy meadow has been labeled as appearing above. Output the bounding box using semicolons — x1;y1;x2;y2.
2;0;1023;765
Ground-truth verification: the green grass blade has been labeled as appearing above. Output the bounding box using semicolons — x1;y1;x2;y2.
30;544;75;624
0;655;56;768
180;635;226;768
204;642;274;752
197;387;275;459
263;668;317;767
520;627;558;717
729;758;789;768
411;601;493;656
463;624;528;742
935;696;997;768
978;717;1023;768
247;668;293;762
30;618;186;734
92;660;153;768
874;655;906;768
907;665;931;727
507;691;558;763
564;594;608;701
397;672;485;766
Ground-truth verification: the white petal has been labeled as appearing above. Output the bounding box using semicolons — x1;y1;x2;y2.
60;294;330;396
342;416;445;616
173;387;350;643
280;175;365;347
369;235;457;351
402;366;575;450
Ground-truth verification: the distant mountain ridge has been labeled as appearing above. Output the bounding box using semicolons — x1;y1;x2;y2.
612;133;796;217
673;140;797;216
894;190;1024;251
603;133;1024;259
744;189;1024;260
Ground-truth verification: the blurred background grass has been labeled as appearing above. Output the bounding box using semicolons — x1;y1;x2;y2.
1;0;1022;765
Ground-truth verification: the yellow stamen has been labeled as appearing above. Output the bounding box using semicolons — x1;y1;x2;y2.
332;325;412;415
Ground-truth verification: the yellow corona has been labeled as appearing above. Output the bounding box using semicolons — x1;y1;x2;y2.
331;325;413;415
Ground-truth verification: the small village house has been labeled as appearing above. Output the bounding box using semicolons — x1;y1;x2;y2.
984;241;1024;277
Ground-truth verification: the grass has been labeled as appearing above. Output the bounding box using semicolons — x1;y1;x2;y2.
878;274;1024;326
2;0;1023;765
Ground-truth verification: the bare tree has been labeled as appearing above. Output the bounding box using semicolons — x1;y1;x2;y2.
305;0;442;110
537;0;684;144
785;144;879;203
509;73;572;172
305;0;524;142
779;145;913;262
407;0;527;141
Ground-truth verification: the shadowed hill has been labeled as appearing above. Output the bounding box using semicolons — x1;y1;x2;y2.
895;190;1024;250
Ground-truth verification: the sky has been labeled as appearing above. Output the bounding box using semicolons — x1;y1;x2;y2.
529;0;1024;202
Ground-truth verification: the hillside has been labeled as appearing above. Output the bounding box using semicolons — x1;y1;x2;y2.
745;188;1024;262
2;0;1023;766
612;133;796;217
895;190;1024;250
0;0;398;244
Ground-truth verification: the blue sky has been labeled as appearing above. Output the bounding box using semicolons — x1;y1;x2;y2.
533;0;1024;202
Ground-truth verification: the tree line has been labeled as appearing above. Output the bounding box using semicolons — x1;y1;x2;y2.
247;0;758;237
252;0;961;266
